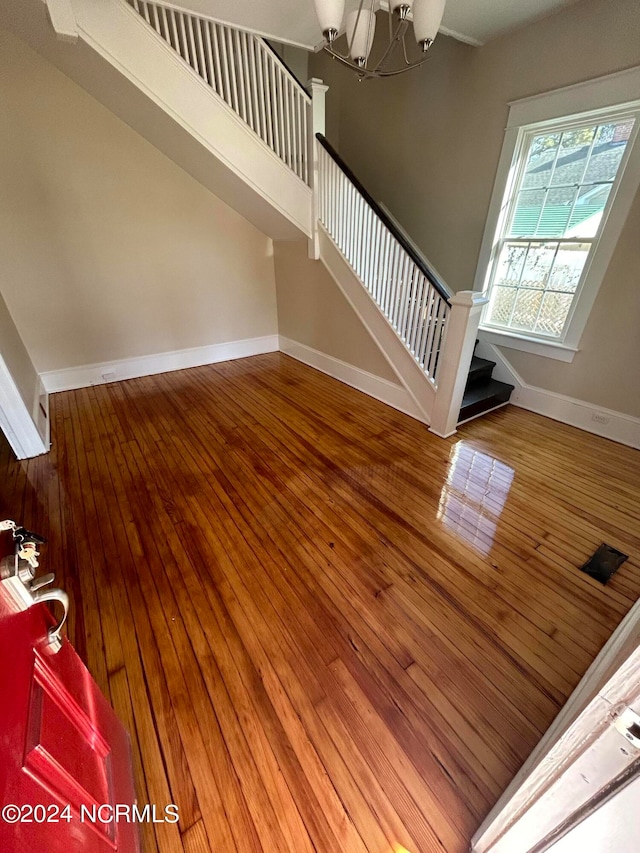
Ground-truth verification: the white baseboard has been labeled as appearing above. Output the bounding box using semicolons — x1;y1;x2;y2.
511;386;640;450
279;336;424;421
476;337;640;449
40;335;280;393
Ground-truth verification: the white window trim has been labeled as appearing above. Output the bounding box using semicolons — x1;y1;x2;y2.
474;66;640;362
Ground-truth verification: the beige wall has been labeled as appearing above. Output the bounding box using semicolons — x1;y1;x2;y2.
0;30;278;374
311;0;640;416
274;240;399;383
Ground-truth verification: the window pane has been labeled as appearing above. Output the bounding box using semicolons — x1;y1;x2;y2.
534;292;575;336
486;286;517;326
511;289;544;330
520;242;557;289
535;187;578;237
547;243;590;292
566;185;612;237
584;120;634;183
522;133;561;189
493;242;528;286
550;127;596;187
510;189;545;235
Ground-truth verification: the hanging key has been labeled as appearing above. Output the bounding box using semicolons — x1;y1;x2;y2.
12;527;47;546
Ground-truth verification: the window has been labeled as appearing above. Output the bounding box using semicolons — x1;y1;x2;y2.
474;69;640;361
485;114;636;339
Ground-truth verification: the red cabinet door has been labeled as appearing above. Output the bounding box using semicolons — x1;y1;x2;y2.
0;580;140;852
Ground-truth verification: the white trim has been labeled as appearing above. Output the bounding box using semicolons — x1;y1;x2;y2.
0;357;48;460
378;2;484;47
476;337;640;449
32;379;50;449
45;0;79;43
474;66;640;357
511;385;640;450
507;66;640;129
278;337;423;421
40;336;280;393
438;25;482;48
479;328;578;362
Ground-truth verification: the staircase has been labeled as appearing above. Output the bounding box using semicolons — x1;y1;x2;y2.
460;350;515;424
12;0;511;450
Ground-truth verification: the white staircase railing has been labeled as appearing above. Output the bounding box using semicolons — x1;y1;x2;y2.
126;0;311;185
316;134;488;437
317;135;451;387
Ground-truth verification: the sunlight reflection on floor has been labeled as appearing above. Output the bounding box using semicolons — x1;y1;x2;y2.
437;441;514;555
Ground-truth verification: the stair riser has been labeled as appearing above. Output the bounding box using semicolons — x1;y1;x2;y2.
465;364;494;389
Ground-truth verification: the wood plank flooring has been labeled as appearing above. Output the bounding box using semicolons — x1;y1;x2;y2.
2;352;639;852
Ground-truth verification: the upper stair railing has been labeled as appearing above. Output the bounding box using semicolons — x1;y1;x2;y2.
317;133;451;387
126;0;311;185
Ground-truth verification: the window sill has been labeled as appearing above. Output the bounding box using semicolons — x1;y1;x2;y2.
478;327;579;362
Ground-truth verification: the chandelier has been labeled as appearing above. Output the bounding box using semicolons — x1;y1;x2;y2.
313;0;447;79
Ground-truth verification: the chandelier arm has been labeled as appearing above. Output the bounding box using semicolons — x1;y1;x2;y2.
369;17;408;74
322;44;431;79
372;54;432;76
321;46;376;76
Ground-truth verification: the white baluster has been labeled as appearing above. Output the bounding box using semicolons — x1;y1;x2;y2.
159;5;169;42
194;18;207;81
186;15;200;74
224;28;239;112
246;34;260;135
287;82;297;176
389;241;402;326
177;13;189;64
203;20;217;92
417;285;436;369
211;24;225;99
407;272;424;353
397;255;412;334
168;9;179;56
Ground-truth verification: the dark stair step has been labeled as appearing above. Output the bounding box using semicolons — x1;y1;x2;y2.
466;355;496;389
459;378;514;423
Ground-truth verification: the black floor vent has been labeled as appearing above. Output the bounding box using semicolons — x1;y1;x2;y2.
579;544;628;584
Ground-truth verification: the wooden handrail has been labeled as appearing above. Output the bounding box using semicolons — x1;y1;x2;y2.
316;133;451;303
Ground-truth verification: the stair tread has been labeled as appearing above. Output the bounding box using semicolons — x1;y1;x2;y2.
462;378;514;406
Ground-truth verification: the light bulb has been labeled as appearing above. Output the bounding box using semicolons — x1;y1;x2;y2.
313;0;345;40
413;0;446;47
346;7;376;64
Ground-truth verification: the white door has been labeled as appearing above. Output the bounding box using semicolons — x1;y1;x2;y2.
472;599;640;853
547;773;640;853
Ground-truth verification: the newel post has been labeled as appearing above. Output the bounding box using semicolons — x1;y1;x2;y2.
428;291;489;439
305;77;328;260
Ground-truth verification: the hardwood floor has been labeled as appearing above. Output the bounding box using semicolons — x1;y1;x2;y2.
1;352;639;853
